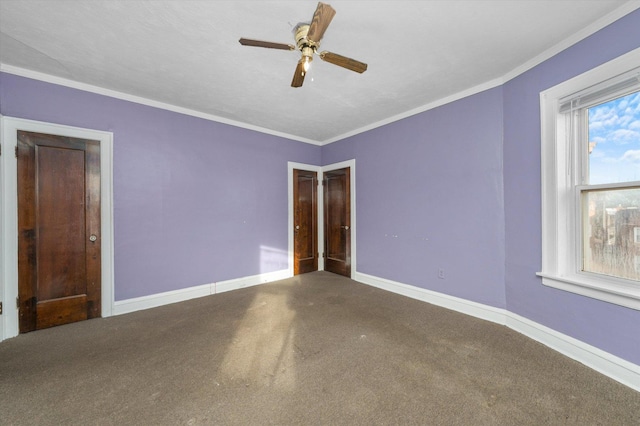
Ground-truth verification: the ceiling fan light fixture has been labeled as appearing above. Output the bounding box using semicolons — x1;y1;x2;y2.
240;2;367;88
301;45;315;72
303;56;312;72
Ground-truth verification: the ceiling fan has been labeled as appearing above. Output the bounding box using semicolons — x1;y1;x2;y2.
239;1;368;88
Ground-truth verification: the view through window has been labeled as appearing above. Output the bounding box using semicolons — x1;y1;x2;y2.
583;91;640;281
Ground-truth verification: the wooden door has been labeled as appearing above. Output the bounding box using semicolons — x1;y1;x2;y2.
324;167;351;277
293;169;318;275
17;131;101;332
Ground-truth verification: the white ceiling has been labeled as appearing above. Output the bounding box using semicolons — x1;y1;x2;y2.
0;0;638;144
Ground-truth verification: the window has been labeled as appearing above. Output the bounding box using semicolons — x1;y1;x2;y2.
582;93;640;282
539;49;640;310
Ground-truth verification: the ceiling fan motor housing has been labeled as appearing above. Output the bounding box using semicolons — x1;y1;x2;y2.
294;23;318;56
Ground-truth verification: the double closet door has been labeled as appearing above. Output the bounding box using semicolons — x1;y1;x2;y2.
293;167;351;277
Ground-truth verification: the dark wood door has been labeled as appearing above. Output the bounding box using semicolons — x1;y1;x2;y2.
17;131;101;332
294;169;318;275
324;167;351;277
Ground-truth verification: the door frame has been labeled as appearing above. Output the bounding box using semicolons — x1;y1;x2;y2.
1;117;114;341
288;159;356;279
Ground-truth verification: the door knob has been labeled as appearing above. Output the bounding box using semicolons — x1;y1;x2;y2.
295;225;300;231
341;226;349;230
89;234;97;242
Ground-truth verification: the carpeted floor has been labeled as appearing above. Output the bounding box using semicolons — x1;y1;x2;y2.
0;271;638;425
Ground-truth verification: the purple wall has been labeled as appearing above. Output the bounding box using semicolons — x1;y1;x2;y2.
0;73;321;300
1;8;638;365
323;87;506;308
503;10;640;364
324;9;640;365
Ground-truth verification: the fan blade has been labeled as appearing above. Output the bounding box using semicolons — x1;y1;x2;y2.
319;51;368;73
239;38;295;50
306;2;336;43
291;61;306;88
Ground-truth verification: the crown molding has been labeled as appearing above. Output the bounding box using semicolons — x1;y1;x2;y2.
2;2;638;147
321;1;640;145
502;1;640;84
0;63;322;146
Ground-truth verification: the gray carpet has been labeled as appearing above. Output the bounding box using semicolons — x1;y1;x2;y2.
0;271;638;425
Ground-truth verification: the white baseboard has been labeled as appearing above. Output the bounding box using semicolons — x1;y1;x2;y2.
112;269;291;316
505;312;640;392
214;269;291;294
354;271;640;393
355;272;507;325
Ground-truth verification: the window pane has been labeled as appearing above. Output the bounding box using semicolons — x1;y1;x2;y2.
588;91;640;184
583;187;640;281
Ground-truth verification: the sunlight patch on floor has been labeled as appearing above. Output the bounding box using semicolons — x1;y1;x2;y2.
218;289;297;390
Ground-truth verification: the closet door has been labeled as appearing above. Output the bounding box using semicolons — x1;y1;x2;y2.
324;167;350;277
294;169;318;275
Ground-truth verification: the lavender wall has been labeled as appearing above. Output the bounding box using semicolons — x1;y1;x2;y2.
324;9;640;365
1;8;638;365
323;87;506;308
0;73;321;300
503;10;640;365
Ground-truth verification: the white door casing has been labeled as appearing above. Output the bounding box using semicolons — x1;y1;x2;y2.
288;159;356;279
0;117;114;341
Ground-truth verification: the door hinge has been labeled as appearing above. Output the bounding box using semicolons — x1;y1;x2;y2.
0;301;3;315
17;297;20;309
15;146;18;158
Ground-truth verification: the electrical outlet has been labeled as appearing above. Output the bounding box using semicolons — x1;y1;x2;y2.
438;268;445;279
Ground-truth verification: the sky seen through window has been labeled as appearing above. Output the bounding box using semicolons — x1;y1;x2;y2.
588;91;640;185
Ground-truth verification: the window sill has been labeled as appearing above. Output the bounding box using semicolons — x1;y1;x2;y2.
536;272;640;311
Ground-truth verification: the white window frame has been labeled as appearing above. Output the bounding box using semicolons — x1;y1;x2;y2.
538;48;640;311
